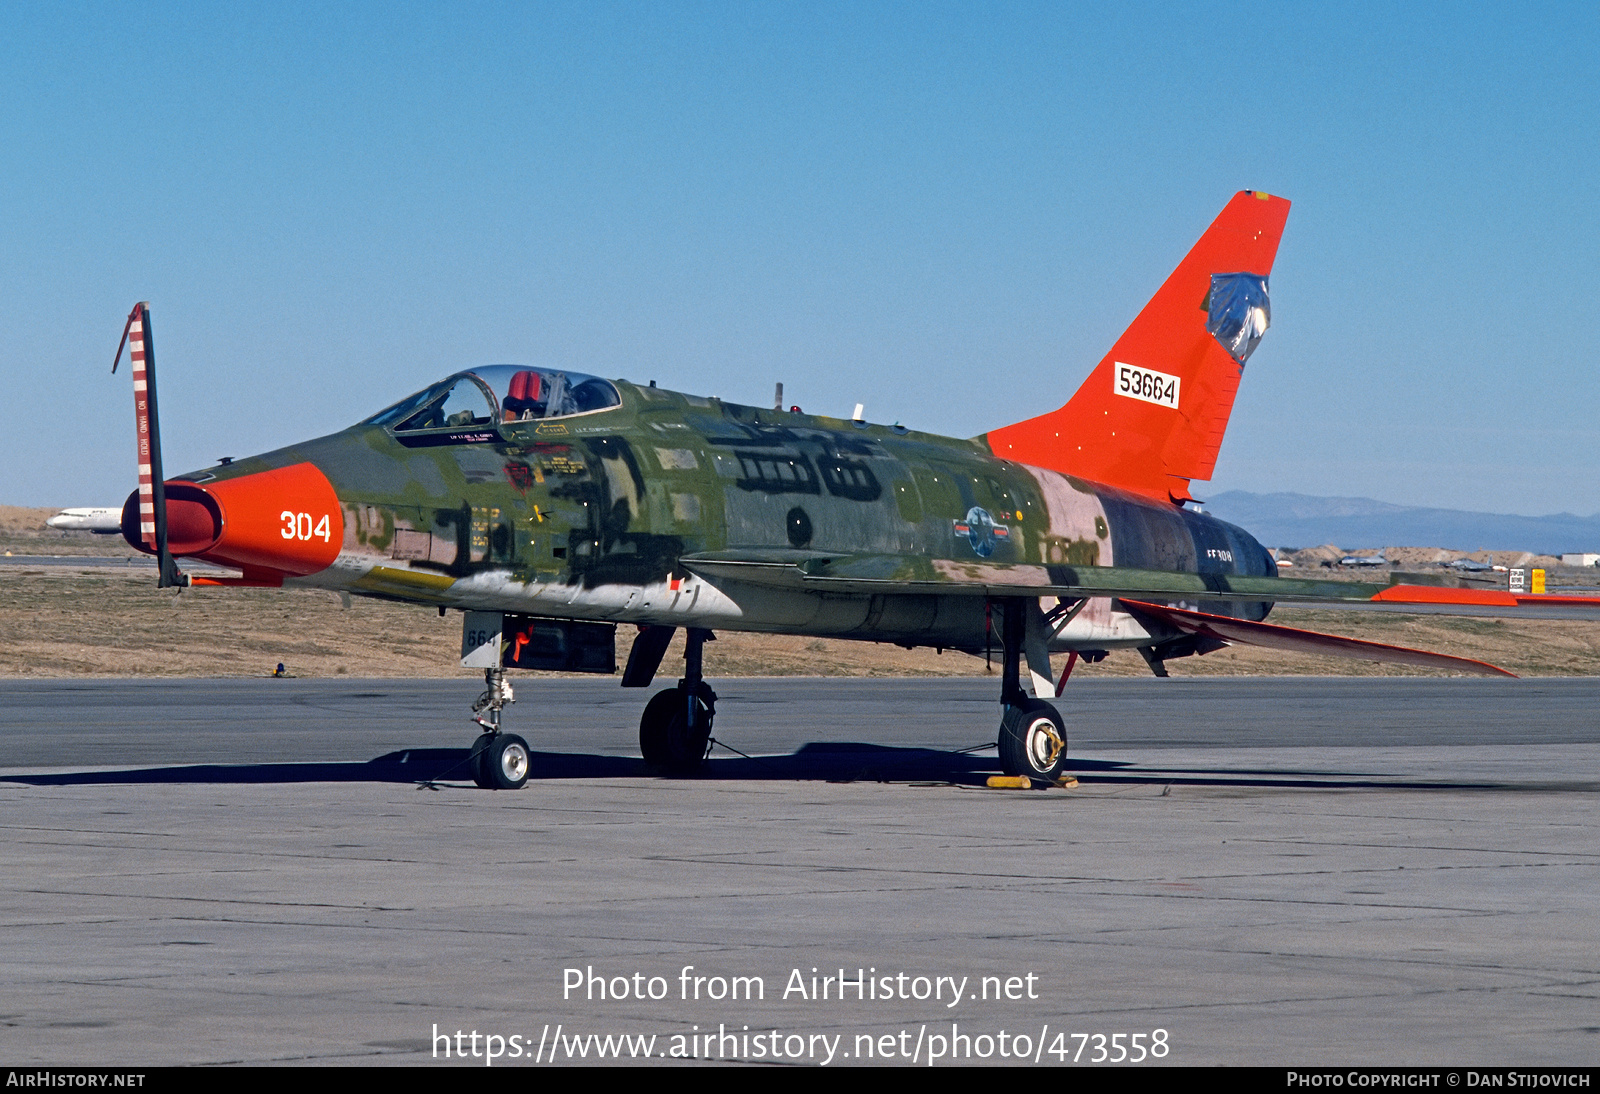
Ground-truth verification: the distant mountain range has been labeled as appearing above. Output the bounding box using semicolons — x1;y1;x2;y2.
1202;491;1600;555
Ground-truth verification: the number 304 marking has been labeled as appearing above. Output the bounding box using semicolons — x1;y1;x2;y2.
1115;362;1181;409
281;511;331;542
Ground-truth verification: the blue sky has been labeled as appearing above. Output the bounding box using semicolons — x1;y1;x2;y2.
4;2;1596;515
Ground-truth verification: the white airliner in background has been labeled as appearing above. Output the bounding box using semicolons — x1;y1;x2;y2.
46;508;124;533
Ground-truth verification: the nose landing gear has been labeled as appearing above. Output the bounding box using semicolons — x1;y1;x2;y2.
468;666;529;789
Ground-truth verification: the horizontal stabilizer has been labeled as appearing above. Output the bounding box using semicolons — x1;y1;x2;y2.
1122;600;1515;677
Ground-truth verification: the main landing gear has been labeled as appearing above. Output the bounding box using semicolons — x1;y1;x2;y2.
468;666;530;790
992;598;1070;787
639;627;717;774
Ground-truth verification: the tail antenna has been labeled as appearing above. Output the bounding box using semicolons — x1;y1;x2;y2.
114;302;182;588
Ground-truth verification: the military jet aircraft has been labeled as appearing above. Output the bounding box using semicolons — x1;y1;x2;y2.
1341;554;1390;567
112;191;1600;789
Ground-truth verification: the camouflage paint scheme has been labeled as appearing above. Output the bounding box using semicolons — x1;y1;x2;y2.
160;375;1274;657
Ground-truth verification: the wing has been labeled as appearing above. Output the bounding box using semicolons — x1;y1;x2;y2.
681;549;1600;613
681;550;1600;675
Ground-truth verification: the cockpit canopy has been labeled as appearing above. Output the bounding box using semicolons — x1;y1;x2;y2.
361;365;621;435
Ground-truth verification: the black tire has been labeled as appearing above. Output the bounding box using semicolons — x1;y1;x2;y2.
483;733;531;790
998;699;1068;786
468;732;498;789
640;684;715;774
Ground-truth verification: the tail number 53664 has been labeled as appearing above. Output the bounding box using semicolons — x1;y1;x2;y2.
281;511;332;542
1115;362;1181;409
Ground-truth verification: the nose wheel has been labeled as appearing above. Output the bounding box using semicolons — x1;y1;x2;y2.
471;731;530;790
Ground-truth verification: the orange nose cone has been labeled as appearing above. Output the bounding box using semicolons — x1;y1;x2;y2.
200;463;345;575
122;462;345;577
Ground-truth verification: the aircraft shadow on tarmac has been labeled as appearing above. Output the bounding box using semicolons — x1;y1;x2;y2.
2;743;1516;792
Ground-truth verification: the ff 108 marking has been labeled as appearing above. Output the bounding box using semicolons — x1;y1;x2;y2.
280;511;332;542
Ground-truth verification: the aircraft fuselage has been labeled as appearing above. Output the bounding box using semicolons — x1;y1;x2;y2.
133;377;1276;655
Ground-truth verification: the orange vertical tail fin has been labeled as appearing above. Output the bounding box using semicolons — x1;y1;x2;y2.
986;191;1290;503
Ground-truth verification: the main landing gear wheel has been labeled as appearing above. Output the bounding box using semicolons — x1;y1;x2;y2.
640;683;715;774
480;733;530;790
998;699;1068;787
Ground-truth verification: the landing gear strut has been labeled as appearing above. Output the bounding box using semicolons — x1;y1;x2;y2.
640;627;717;774
469;666;529;789
993;599;1069;786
